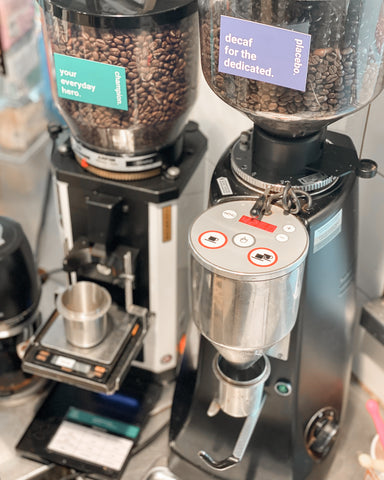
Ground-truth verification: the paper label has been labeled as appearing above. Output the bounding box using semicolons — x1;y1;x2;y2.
217;176;233;196
54;53;128;110
48;420;134;471
219;15;311;91
313;210;342;253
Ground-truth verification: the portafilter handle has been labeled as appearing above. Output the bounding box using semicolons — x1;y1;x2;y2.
198;395;267;471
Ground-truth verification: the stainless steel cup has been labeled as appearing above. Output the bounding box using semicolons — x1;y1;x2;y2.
213;354;271;418
57;281;111;348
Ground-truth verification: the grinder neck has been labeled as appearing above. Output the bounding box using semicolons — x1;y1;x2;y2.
245;125;327;185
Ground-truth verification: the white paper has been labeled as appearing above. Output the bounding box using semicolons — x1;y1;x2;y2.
48;421;134;471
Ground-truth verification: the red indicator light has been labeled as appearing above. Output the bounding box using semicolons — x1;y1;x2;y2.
80;158;89;168
239;215;277;233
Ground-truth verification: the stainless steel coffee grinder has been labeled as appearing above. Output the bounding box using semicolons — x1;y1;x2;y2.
167;1;384;479
22;0;207;394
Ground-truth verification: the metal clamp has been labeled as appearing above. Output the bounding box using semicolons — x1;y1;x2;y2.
251;183;312;221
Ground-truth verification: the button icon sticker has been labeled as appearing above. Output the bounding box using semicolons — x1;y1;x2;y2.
248;247;278;267
233;233;255;248
199;231;228;249
276;234;289;243
222;209;237;219
283;224;296;233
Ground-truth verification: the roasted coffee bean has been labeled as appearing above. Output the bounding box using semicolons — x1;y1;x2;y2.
46;16;198;154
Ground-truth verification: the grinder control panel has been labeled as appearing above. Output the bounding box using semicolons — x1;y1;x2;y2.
189;200;309;279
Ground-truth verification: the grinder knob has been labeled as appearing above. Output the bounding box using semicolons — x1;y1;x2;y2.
356;159;378;179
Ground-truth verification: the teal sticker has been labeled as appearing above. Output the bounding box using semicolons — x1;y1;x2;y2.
66;407;140;439
54;53;128;111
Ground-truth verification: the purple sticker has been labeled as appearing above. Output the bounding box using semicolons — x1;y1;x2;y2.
219;16;311;92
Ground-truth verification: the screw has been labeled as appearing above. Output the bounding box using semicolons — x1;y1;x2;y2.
161;354;173;364
165;166;180;180
58;143;69;154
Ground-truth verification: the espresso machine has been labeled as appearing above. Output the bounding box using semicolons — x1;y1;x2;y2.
165;1;384;480
22;0;207;394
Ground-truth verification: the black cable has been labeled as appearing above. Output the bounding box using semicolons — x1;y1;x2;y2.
34;167;52;264
34;123;67;264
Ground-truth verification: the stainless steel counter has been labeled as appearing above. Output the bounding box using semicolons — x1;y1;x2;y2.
0;389;52;480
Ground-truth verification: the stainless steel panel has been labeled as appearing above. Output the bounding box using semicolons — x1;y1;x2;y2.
190;257;306;365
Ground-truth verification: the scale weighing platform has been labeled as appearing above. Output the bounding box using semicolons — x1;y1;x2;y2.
22;304;149;394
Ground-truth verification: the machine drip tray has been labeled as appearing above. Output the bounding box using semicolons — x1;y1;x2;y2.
22;304;149;394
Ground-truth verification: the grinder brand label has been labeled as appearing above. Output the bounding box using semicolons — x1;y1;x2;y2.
54;53;128;110
313;209;342;254
219;16;311;92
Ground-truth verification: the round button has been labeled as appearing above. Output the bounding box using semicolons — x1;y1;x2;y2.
283;224;296;233
248;248;278;267
222;210;237;220
199;231;228;249
233;233;255;248
276;234;289;243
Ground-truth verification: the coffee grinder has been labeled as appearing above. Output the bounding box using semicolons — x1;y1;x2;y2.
0;217;44;399
22;0;207;394
166;1;384;479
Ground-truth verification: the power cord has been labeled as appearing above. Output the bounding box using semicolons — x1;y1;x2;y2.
34;123;67;264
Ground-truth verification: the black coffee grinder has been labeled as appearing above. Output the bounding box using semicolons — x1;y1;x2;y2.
166;1;384;480
22;0;207;394
0;217;43;400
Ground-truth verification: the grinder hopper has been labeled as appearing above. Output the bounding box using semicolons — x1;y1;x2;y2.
199;0;384;138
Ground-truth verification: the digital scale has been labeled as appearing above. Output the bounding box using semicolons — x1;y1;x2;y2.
16;375;162;479
22;304;149;394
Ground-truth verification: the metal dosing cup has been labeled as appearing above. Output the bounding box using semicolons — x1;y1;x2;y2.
212;354;271;418
57;281;111;348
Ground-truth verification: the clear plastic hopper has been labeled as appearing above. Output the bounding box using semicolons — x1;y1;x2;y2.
39;0;199;155
199;0;384;137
